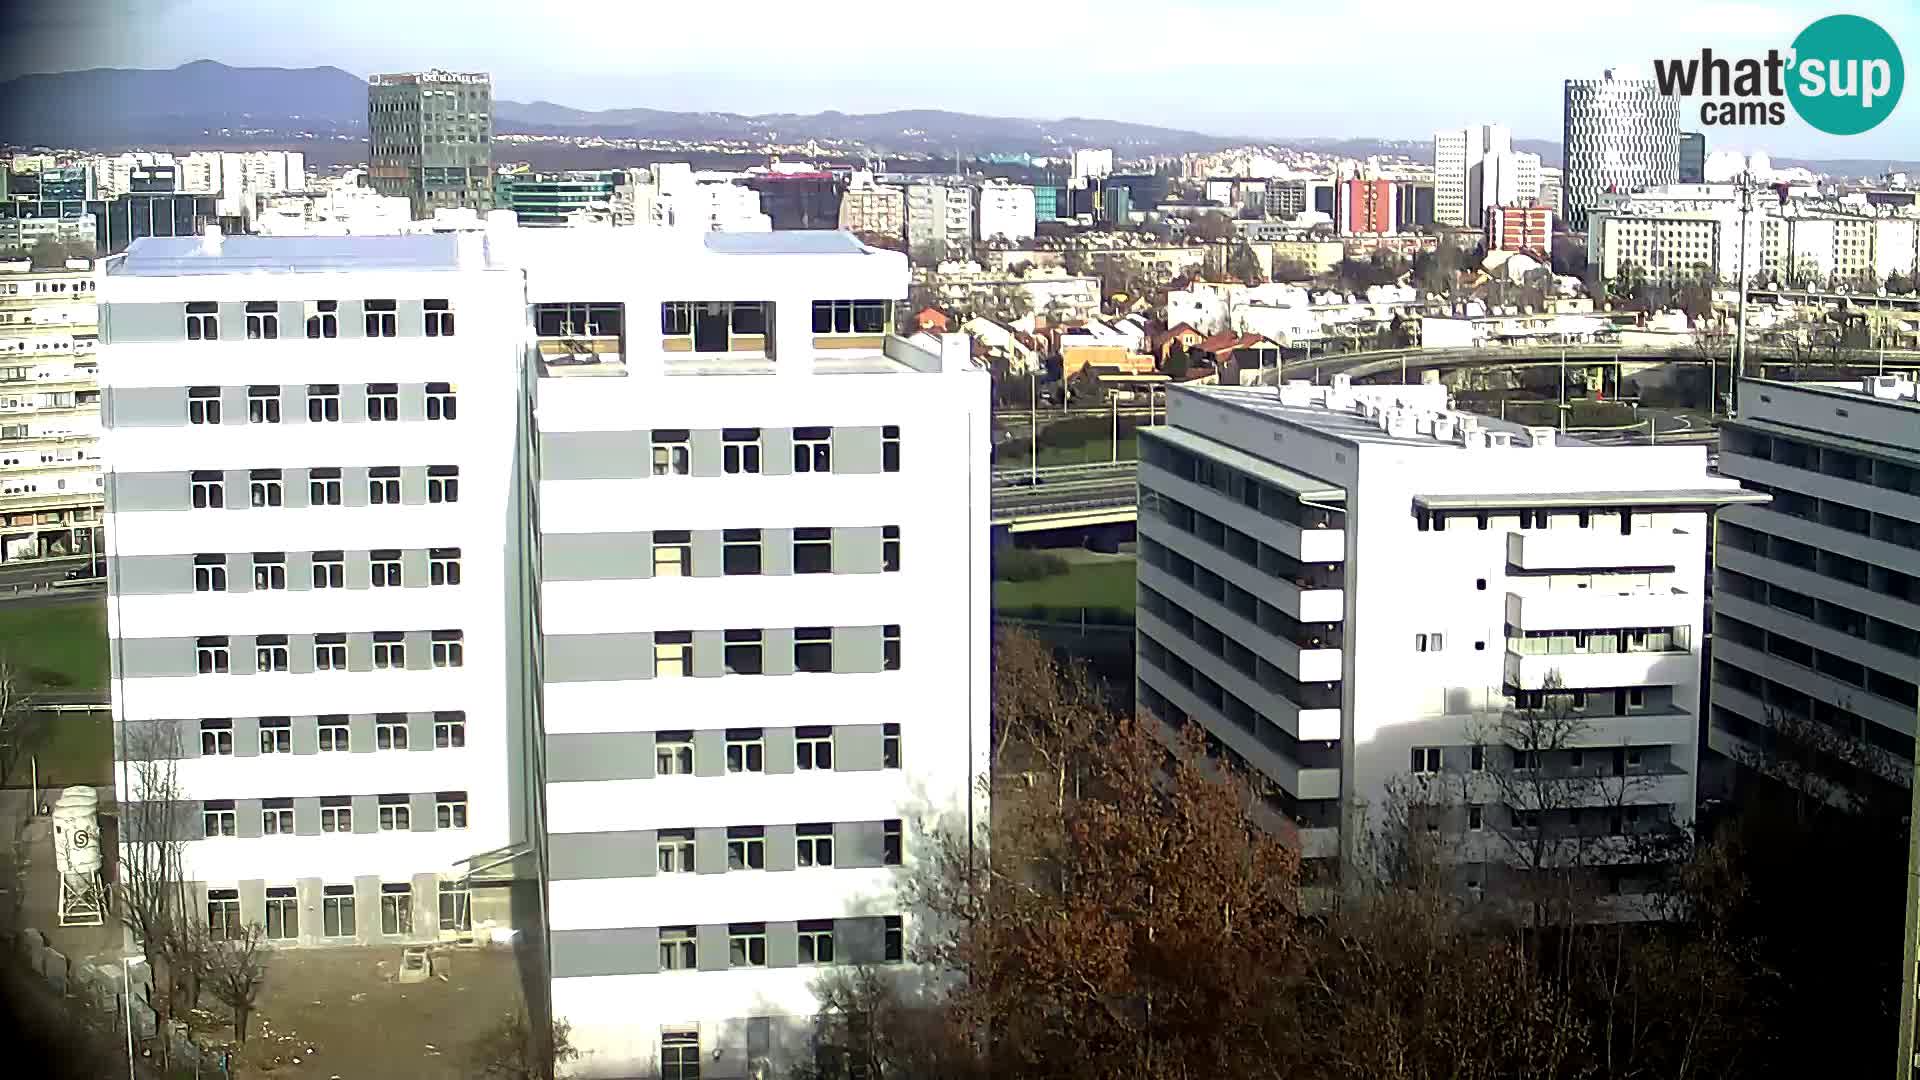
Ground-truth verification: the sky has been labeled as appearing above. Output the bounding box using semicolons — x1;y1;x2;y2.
6;0;1920;159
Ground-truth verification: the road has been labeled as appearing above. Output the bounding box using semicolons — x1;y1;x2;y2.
0;560;96;591
0;581;103;607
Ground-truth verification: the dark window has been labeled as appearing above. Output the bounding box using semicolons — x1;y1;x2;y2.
723;529;762;575
365;299;397;337
884;624;901;671
882;425;901;472
795;627;832;673
794;528;833;574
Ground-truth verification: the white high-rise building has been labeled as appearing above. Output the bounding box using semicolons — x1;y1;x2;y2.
0;258;103;562
1563;69;1681;231
1072;148;1115;184
905;183;974;260
1710;375;1920;806
1136;379;1760;908
101;221;990;1079
974;180;1036;244
1434;124;1534;228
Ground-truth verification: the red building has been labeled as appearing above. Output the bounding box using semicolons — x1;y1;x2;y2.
1486;204;1553;257
1339;179;1397;236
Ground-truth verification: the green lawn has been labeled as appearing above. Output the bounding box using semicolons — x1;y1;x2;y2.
993;556;1138;621
22;711;111;787
0;600;109;692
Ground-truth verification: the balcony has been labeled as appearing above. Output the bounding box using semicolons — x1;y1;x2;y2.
1506;529;1691;572
1504;648;1695;691
1504;588;1697;633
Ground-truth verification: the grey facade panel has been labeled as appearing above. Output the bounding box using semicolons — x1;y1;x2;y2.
107;387;185;428
833;426;884;474
100;302;185;344
348;713;376;755
409;792;436;833
836;724;884;772
107;471;190;513
124;799;198;843
762;428;794;477
219;387;247;427
547;732;656;782
117;637;196;678
763;528;794;576
692;729;725;778
542;532;650;581
232;716;259;758
691;630;724;678
400;466;428;507
401;549;430;589
762;629;795;676
834;527;884;575
765;824;797;872
355;876;381;939
694;827;727;875
540;431;650;481
343;468;369;509
351;795;378;834
689;428;723;478
346;633;373;673
763;728;795;775
549;830;655;880
108;554;189;595
834;820;886;868
543;633;651;683
551;928;660;978
407;712;435;752
398;383;426;421
121;718;191;759
235;798;263;839
291;716;319;756
691;531;722;579
293;797;320;836
833;626;884;674
696;923;729;972
404;631;433;671
836;916;885;965
766;921;799;968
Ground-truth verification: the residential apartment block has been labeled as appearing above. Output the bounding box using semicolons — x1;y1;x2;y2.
367;70;494;220
837;177;905;238
1;258;103;561
100;221;990;1080
905;183;974;261
1136;380;1759;903
1709;376;1920;806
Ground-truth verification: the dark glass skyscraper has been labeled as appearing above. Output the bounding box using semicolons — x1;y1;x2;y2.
367;70;495;220
1679;132;1706;185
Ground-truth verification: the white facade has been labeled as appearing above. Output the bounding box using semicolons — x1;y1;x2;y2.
1710;376;1920;803
1563;70;1681;231
975;181;1037;244
0;260;103;561
905;184;974;258
1072;148;1115;183
1434;124;1528;228
1138;380;1756;895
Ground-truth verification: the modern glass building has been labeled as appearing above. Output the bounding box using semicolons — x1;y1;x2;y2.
494;171;621;227
367;70;495;220
1562;69;1680;231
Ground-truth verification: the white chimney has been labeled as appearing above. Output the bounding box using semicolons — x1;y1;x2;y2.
198;223;223;256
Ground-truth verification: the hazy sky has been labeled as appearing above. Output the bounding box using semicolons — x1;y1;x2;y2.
8;0;1919;158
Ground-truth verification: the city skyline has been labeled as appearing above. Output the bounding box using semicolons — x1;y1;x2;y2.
6;0;1917;160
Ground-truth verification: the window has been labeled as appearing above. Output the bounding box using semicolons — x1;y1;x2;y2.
312;551;345;588
365;299;397;338
661;1032;701;1080
378;795;411;831
730;303;768;337
883;819;903;866
369;466;401;504
320;796;352;833
1627;748;1643;767
812;299;889;334
654;631;690;677
794;427;832;472
651;429;690;476
322;885;355;937
314;633;347;671
262;799;294;835
194;554;227;593
427;466;459;503
884;624;901;671
376;717;409;751
370;550;402;587
307;384;341;423
373;632;405;669
366;383;400;421
434;712;466;749
659;930;697;972
304;299;341;339
724;629;762;675
653;531;690;576
242;384;283;430
657;829;695;873
660;302;693;336
436;791;468;829
884;915;904;962
196;636;230;674
432;630;464;668
188;386;221;424
318;716;349;752
203;800;236;837
439;881;471;932
727;826;766;870
1627;688;1645;709
1476;578;1487;591
1470;745;1485;772
796;727;833;770
726;729;764;773
883;526;900;572
798;920;835;965
883;723;901;769
883;425;900;472
1468;805;1484;831
792;823;834;867
424;299;455;337
795;626;832;673
426;382;457;420
429;547;461;586
794;527;833;574
729;923;768;967
723;428;761;474
1570;691;1588;712
1514;749;1540;772
254;716;290;754
185;301;219;341
208;889;241;939
249;469;283;509
380;883;413;935
191;471;224;509
655;732;694;776
1411;747;1442;774
1513;809;1541;830
199;719;233;757
308;468;342;506
722;529;761;575
252;552;286;591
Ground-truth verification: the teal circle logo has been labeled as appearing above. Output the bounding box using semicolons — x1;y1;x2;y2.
1787;15;1904;135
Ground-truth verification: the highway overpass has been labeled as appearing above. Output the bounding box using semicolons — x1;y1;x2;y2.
992;462;1139;533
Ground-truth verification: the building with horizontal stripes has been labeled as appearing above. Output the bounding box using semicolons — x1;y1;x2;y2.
100;219;990;1079
1138;379;1760;910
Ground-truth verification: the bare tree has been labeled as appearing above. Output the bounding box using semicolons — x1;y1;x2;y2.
460;1010;582;1080
203;922;270;1045
116;725;194;1062
1726;703;1909;823
790;966;976;1080
0;657;46;789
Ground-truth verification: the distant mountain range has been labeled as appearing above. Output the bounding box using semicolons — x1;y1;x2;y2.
0;61;1913;178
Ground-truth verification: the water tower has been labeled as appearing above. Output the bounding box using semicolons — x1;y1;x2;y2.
52;785;105;927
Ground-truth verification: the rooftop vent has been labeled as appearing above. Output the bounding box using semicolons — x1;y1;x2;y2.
1864;374;1917;401
1488;431;1514;448
1523;425;1558;449
1433;417;1457;442
197;223;222;256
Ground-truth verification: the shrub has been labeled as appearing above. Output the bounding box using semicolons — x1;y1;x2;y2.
993;549;1070;583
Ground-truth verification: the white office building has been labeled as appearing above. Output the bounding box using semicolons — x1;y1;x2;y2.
100;221;990;1079
1072;148;1115;184
1710;375;1920;805
974;181;1037;245
1136;379;1759;903
0;259;103;562
1563;69;1681;231
905;183;974;260
1433;124;1535;228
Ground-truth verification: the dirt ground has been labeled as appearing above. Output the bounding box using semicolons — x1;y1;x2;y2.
187;944;526;1079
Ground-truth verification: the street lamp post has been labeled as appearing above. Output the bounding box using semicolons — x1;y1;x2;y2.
1733;171;1757;416
1028;370;1038;487
1111;396;1119;463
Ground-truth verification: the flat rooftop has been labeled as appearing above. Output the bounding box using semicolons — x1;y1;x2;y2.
109;234;467;276
1745;376;1920;413
1186;384;1585;450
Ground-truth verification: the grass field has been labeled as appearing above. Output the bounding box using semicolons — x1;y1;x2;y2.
0;600;109;691
993;554;1138;620
23;712;112;787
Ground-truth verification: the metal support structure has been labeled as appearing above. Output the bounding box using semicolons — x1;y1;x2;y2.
1028;371;1038;487
1733;171;1757;416
1111;397;1119;464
